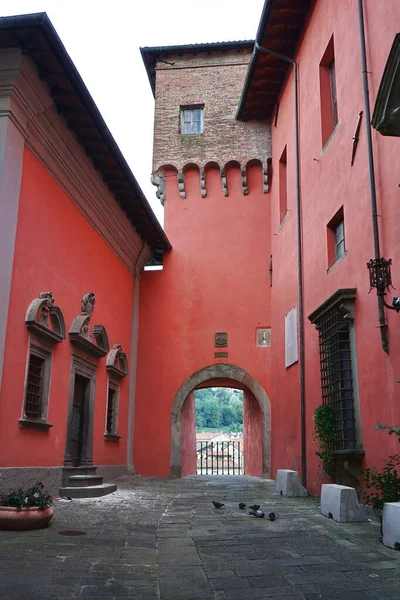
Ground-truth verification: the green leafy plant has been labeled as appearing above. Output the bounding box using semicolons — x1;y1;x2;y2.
375;423;400;439
0;482;53;510
313;403;335;476
362;454;400;516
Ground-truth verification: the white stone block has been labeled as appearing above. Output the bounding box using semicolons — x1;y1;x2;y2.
320;484;366;523
276;469;307;497
382;502;400;550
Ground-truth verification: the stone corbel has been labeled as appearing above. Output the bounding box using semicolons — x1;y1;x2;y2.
263;158;272;193
151;173;166;206
106;343;128;379
220;167;228;197
69;293;109;358
200;168;206;198
25;291;65;344
241;166;249;195
177;171;186;199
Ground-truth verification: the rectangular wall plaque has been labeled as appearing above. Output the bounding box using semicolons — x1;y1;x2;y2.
285;307;298;368
214;352;228;358
256;328;271;347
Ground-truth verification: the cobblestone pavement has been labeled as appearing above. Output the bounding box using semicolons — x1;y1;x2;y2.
0;475;399;600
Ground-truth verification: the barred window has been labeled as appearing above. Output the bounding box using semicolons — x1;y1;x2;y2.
106;386;118;435
309;289;358;452
25;354;45;420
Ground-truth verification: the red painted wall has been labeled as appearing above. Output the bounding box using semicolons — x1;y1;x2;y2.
181;392;197;476
135;163;271;475
269;0;400;493
0;147;134;468
243;389;262;477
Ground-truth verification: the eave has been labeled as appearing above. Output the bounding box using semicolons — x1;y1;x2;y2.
0;13;171;254
371;33;400;137
237;0;313;121
140;40;255;98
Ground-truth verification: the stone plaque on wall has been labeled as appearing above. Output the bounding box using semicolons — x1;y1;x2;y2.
256;328;271;347
285;307;298;368
215;332;228;347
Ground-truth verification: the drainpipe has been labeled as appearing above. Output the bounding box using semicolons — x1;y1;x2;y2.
255;42;307;488
357;0;389;353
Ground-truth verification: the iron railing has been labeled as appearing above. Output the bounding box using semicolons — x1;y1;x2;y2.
196;441;243;475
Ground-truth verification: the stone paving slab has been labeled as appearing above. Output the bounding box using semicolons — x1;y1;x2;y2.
0;475;400;599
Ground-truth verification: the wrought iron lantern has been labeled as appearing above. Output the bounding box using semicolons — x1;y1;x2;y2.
367;257;400;312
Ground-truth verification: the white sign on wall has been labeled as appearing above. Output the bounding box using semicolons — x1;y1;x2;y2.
285;306;298;368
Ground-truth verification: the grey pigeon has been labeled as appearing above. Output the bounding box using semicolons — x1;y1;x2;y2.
268;512;276;521
212;501;225;509
248;504;260;511
249;509;264;518
238;502;246;509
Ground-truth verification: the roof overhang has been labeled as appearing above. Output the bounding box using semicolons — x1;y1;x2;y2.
371;33;400;137
237;0;313;121
0;12;171;254
140;40;255;97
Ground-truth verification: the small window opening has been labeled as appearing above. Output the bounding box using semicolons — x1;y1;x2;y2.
320;37;338;146
327;207;345;267
180;106;204;134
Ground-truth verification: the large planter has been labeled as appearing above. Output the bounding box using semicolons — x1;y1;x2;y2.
0;506;53;531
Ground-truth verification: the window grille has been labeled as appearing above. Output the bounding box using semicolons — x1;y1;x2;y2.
180;107;203;134
25;354;45;420
106;387;117;434
316;303;356;451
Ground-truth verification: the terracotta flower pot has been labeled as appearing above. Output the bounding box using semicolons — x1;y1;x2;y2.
0;505;53;531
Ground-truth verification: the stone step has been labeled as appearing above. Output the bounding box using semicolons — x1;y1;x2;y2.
59;483;117;498
67;474;104;487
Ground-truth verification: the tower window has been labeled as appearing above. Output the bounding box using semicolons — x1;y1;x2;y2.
180;106;204;134
320;37;338;146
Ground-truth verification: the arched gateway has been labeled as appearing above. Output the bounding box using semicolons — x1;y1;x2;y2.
170;363;271;478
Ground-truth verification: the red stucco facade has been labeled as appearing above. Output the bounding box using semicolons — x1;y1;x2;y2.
1;1;399;497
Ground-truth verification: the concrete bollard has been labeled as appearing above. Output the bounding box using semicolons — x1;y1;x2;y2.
320;484;366;522
276;469;307;497
382;502;400;549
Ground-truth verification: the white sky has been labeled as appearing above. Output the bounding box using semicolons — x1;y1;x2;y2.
1;0;264;224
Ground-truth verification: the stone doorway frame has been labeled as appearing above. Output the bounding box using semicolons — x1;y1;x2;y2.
170;363;271;478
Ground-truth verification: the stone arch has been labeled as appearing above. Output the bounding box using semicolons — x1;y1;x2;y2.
170;363;271;478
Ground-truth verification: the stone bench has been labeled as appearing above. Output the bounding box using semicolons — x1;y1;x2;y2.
276;469;307;497
320;484;366;522
382;502;400;549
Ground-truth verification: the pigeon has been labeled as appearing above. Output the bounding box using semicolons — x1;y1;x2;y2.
249;509;264;518
212;501;225;509
248;504;260;512
268;512;276;522
238;502;246;510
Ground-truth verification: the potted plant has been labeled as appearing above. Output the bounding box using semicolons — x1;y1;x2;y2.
0;481;53;530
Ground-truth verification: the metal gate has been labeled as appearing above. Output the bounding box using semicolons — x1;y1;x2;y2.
196;441;243;475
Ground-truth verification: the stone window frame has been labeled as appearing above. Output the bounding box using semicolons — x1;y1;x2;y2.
308;288;364;459
20;339;53;431
180;105;204;135
64;355;97;467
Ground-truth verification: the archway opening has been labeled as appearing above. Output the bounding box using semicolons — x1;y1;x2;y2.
171;364;270;478
195;387;244;475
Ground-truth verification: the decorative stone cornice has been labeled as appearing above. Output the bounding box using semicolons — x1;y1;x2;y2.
69;293;109;358
0;49;152;274
308;288;357;326
25;291;65;344
106;343;128;379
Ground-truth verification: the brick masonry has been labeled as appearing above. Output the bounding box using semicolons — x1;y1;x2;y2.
153;48;271;173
